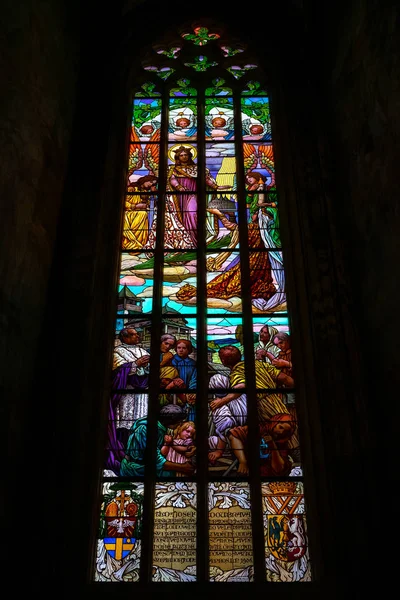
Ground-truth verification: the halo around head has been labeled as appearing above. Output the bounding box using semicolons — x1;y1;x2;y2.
168;143;197;162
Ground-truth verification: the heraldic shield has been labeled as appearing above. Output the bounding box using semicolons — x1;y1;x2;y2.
102;488;140;560
267;514;307;562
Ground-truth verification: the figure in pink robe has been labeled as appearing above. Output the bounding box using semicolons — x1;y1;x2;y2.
165;145;230;248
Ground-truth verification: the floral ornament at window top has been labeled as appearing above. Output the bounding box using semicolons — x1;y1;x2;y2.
181;26;220;46
220;44;245;57
184;56;218;72
205;78;232;97
153;45;182;59
143;65;175;80
242;80;268;96
226;63;258;79
170;78;197;97
135;82;161;97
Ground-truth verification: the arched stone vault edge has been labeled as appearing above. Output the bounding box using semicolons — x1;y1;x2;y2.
79;12;369;595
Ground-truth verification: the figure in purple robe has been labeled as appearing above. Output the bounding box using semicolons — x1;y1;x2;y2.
106;326;150;476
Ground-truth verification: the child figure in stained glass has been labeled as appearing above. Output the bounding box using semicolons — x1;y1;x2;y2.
161;421;196;475
171;339;196;387
171;339;196;421
120;405;195;477
168;106;197;141
205;106;235;140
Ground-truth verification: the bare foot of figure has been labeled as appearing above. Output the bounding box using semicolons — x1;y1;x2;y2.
237;462;249;475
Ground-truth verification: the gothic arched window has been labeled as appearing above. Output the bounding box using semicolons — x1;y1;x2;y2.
93;21;312;584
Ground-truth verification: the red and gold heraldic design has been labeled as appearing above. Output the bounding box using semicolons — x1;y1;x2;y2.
262;481;311;582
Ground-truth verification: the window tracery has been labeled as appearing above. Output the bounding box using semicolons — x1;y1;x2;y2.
94;21;312;584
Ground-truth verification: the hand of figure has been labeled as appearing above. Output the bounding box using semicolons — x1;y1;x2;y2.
172;377;185;388
206;207;223;217
272;359;287;368
256;349;266;360
164;435;173;444
208;449;224;464
184;446;196;458
178;462;195;475
210;398;225;411
164;377;185;390
186;393;196;405
136;355;150;367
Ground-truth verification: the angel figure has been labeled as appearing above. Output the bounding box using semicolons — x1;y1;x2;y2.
205;106;235;140
168;106;197;141
128;127;160;182
124;128;160;249
243;142;286;311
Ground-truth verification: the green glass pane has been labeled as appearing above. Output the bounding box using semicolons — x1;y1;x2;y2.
184;55;218;71
241;80;268;96
135;82;161;97
227;63;257;79
241;96;271;141
132;98;162;141
181;26;220;46
143;65;175;80
170;78;197;97
220;44;245;57
205;78;232;96
153;44;182;59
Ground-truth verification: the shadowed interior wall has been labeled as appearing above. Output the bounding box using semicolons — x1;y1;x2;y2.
1;0;398;595
1;0;81;502
319;0;400;439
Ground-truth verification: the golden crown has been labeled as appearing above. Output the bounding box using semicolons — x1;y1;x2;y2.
264;481;297;495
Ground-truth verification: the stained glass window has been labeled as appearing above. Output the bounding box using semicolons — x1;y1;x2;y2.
94;22;312;584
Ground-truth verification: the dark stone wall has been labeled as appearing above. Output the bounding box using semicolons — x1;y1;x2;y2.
0;1;124;590
311;1;400;469
296;2;400;589
1;0;398;595
0;0;81;502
